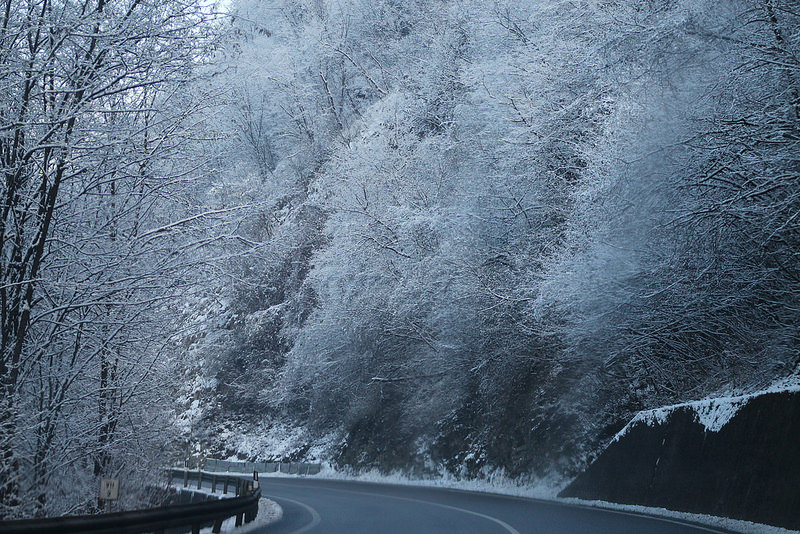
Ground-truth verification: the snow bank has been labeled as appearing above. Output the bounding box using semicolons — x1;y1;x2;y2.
255;464;800;534
560;498;800;534
200;497;282;534
172;485;283;534
297;462;565;500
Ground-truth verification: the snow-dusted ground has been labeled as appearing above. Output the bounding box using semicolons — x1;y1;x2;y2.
559;498;800;534
213;424;335;464
171;485;282;534
205;497;282;534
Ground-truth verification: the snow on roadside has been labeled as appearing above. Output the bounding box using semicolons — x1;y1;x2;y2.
559;498;800;534
171;485;282;534
264;462;564;499
253;466;800;534
198;497;282;534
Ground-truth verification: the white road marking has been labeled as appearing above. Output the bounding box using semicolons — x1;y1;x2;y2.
270;495;322;534
290;483;521;534
414;487;733;533
262;479;732;534
388;493;521;534
570;505;732;534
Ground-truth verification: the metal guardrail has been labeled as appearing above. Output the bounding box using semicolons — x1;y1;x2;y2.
168;468;257;496
0;458;315;533
0;471;260;534
203;458;321;475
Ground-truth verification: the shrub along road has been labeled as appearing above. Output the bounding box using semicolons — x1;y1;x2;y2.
253;478;738;533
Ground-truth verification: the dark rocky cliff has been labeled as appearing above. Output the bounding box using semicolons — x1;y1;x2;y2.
559;389;800;530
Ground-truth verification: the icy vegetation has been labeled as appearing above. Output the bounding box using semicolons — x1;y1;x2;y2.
175;0;800;487
1;0;799;519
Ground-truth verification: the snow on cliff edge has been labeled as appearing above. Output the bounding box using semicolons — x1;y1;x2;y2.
612;375;800;442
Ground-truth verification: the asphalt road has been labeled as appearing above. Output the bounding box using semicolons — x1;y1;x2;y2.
252;478;738;534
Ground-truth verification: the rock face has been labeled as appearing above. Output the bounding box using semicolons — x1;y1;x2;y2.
559;390;800;530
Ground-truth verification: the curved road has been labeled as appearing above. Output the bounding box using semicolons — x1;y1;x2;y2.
252;478;737;534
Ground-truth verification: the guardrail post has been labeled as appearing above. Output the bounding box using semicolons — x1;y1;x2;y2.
212;518;224;533
197;466;202;490
246;502;257;523
192;523;200;534
235;511;243;527
212;474;217;493
223;477;228;495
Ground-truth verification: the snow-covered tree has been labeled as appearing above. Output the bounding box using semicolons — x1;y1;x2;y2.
0;0;213;517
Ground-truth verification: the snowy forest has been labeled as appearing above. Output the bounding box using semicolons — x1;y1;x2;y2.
1;0;799;519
